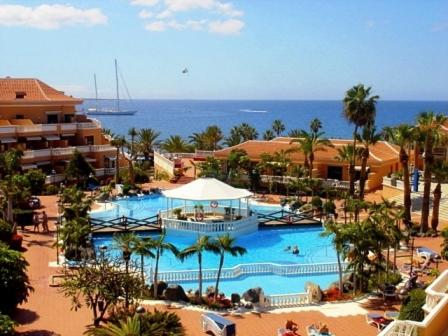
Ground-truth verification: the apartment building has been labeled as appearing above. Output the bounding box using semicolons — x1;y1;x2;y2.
0;77;116;180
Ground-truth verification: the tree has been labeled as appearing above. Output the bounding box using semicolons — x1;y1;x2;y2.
383;124;415;223
343;84;379;196
178;235;219;298
161;135;193;153
60;252;144;327
151;233;179;298
197;157;222;179
237;123;258;141
415;111;447;232
132;236;155;287
212;234;246;300
203;125;223;150
227;149;251;181
127;128;139;184
64;149;95;185
23;169;46;195
110;135;126;184
59;217;91;261
320;221;347;297
430;160;448;231
263;129;275;140
357;125;381;200
189;132;207;150
137;128;161;161
0;242;33;314
224;126;243;147
272;119;285;137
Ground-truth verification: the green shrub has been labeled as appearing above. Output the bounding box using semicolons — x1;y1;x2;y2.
0;313;16;335
323;200;336;214
0;220;13;244
44;184;59;195
23;169;46;195
441;228;448;261
311;196;323;209
0;242;33;313
399;288;426;322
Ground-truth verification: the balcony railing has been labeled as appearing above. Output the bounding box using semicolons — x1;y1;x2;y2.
0;122;99;137
22;145;115;160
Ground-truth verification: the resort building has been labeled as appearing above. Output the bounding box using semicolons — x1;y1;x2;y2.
0;77;116;181
214;137;401;191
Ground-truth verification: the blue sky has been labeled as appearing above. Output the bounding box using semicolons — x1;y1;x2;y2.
0;0;447;100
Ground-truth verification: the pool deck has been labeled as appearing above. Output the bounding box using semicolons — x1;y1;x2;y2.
13;193;448;336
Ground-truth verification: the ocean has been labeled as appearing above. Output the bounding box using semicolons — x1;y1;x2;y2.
82;99;448;139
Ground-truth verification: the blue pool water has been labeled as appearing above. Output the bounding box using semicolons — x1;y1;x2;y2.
91;195;339;295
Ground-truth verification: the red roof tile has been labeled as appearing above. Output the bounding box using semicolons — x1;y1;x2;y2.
0;78;82;103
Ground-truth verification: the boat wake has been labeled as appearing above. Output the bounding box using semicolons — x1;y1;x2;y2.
239;109;268;113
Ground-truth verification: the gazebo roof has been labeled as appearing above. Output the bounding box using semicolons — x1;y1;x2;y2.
162;178;253;201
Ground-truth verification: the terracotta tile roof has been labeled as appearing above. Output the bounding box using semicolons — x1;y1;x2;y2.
0;78;82;103
10;119;34;125
214;138;400;165
0;120;11;126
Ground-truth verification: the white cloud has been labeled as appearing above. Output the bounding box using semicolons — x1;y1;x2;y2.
145;20;167;31
208;18;244;35
139;9;154;19
156;10;172;19
131;0;159;6
165;0;215;12
186;19;207;31
0;4;107;29
215;1;243;17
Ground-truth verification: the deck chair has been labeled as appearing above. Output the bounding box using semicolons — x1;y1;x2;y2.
366;313;393;331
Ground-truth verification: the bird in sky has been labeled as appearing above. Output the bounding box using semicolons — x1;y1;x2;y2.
182;67;188;74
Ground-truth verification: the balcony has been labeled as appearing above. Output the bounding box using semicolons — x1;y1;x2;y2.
22;145;115;161
0;122;99;139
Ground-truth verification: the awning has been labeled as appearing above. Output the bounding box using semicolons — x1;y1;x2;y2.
44;135;60;141
85;158;96;163
355;166;370;171
163;178;253;201
61;133;75;137
0;137;17;144
22;164;38;170
36;161;51;166
27;136;42;141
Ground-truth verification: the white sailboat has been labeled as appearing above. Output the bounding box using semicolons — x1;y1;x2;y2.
87;59;137;116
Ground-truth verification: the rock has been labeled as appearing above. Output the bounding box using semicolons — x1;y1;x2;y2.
242;287;263;303
149;281;168;297
163;284;189;302
231;293;241;305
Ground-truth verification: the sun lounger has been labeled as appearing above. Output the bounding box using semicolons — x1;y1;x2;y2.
416;247;441;262
381;285;397;301
202;312;236;336
366;312;393;331
277;328;297;336
307;325;334;336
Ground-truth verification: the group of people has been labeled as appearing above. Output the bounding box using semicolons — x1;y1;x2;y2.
284;245;300;255
33;211;49;233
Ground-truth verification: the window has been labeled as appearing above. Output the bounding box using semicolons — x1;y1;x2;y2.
47;114;58;124
85;136;94;145
15;114;24;119
15;91;26;99
64;114;74;123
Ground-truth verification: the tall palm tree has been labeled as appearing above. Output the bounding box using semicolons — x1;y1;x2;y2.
357;125;381;200
272;119;285;137
343;84;379;196
137;128;161;161
263;129;275;140
113;232;136;308
86;315;141;336
416;111;447;232
178;235;219;298
213;234;246;300
161;135;193;153
310;118;322;134
430;160;448;231
126;127;139;184
189;132;206;150
152;233;179;298
320;220;348;297
203;125;223;150
132;236;156;286
383;124;415;223
237;123;258;141
110;135;126;184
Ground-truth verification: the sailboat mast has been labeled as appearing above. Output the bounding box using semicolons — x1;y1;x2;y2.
93;73;98;111
115;59;120;112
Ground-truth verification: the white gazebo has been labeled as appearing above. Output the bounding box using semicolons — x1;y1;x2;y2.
160;178;258;236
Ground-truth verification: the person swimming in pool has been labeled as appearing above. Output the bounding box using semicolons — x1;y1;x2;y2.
284;245;291;251
292;245;299;255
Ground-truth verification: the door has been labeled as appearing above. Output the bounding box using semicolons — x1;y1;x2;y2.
327;166;343;180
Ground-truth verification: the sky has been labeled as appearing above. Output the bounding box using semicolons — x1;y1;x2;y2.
0;0;447;100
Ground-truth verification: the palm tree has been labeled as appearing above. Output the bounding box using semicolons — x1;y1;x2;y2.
137;128;160;161
335;144;362;189
132;236;156;286
310;118;322;134
430;160;448;231
237;123;258;141
320;220;347;297
178;235;219;298
152;233;179;298
357;125;381;200
383;124;415;223
343;84;379;196
161;135;193;153
272;119;285;137
126;128;139;184
287;129;302;138
224;126;243;147
213;234;247;300
113;232;136;308
86;315;141;336
203;125;223;150
416;111;447;232
110;135;126;184
189;132;206;150
263;129;275;140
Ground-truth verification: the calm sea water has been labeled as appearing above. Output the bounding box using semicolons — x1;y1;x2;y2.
82;99;448;139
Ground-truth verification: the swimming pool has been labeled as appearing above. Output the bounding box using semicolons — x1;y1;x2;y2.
91;195;339;295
